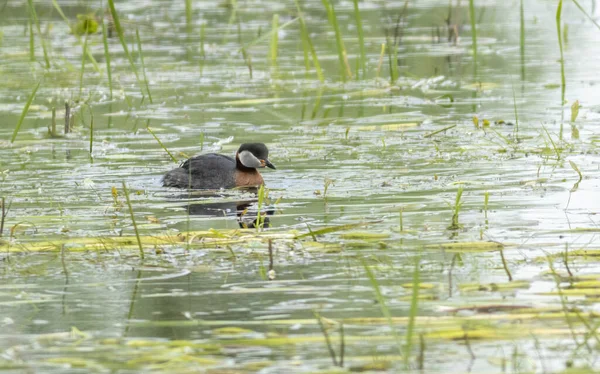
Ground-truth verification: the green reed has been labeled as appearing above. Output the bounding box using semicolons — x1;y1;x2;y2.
295;0;323;82
102;19;113;100
322;0;351;81
27;0;49;68
314;311;339;367
11;80;41;143
147;121;177;163
238;22;253;79
28;21;34;62
571;0;600;30
386;37;398;83
270;14;279;66
89;109;94;156
107;0;145;99
404;256;421;368
542;124;561;160
0;197;7;238
256;183;266;231
363;261;403;359
468;0;478;77
556;0;566;105
122;182;144;260
79;33;89;99
49;107;57;136
447;186;464;230
512;83;519;140
135;28;153;104
520;0;525;79
352;0;366;79
185;0;192;34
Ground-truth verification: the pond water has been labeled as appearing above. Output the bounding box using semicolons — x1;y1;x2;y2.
1;0;600;372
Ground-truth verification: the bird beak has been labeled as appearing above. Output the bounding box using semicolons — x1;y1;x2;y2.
264;159;276;169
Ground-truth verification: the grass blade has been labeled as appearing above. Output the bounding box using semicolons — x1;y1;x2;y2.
468;0;478;77
122;182;144;260
269;14;279;66
102;18;113;100
404;255;421;368
322;0;351;81
571;0;600;31
520;0;525;79
107;0;145;98
79;33;89;99
352;0;366;79
294;0;324;82
28;21;34;62
147;122;177;163
556;0;566;105
185;0;192;34
11;80;41;143
135;28;153;104
89;109;94;156
363;261;403;359
27;0;50;69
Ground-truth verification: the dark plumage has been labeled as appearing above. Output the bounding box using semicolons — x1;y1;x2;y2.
162;143;275;190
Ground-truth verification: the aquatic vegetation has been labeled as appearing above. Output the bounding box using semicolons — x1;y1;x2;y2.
1;0;600;372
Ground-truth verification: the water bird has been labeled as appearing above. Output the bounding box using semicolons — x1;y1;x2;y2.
163;143;276;189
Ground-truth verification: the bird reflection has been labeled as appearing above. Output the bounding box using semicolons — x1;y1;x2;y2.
169;188;274;229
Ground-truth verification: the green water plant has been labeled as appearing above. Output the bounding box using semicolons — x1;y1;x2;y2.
314;311;344;367
73;14;98;35
541;124;562;160
11;80;41;143
48;107;58;137
352;0;366;79
468;0;478;77
520;0;525;79
322;0;351;81
51;1;100;72
571;0;600;30
89;108;94;156
147;122;177;162
107;0;145;100
295;0;323;82
269;14;279;67
28;21;34;62
0;197;9;238
255;183;266;231
570;100;580;122
135;29;153;104
386;36;398;84
556;0;566;105
569;160;582;192
122;182;144;260
185;0;192;34
512;83;520;141
363;261;403;359
102;18;113;100
79;33;89;99
404;256;421;368
447;186;464;230
27;0;50;68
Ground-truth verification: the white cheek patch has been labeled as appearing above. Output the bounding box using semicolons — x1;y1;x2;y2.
238;150;262;168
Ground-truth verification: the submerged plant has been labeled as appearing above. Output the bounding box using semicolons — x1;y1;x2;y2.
447;186;464;230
